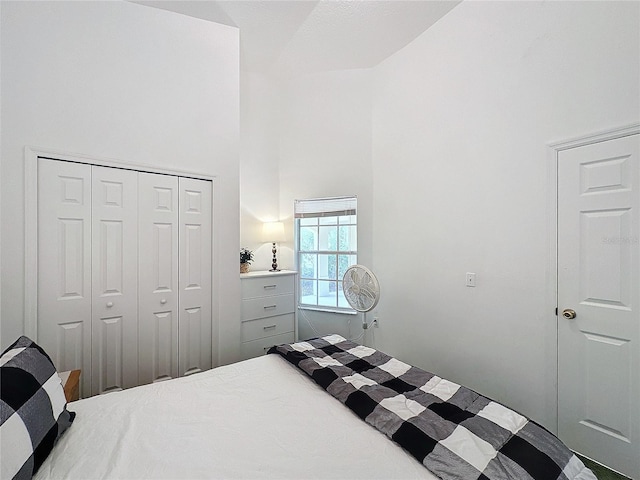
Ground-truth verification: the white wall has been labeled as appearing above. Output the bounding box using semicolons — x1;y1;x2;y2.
240;68;375;278
0;0;3;342
371;0;639;430
0;1;242;364
276;68;375;341
240;71;282;271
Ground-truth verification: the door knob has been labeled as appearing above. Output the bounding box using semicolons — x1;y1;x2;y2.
562;308;576;319
106;301;114;308
160;298;167;305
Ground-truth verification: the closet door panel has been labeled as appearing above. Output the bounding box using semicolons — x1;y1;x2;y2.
37;159;92;398
91;166;138;395
93;315;125;394
178;178;212;376
138;173;179;384
181;306;203;375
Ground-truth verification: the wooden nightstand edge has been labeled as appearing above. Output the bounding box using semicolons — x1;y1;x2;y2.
63;369;81;402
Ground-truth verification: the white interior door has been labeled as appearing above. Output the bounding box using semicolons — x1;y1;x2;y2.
37;159;92;398
138;172;179;384
91;166;139;395
178;178;212;376
558;133;639;478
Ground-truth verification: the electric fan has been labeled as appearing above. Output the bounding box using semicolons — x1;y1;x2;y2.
342;264;380;329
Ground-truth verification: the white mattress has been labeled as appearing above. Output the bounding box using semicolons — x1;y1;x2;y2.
36;354;437;479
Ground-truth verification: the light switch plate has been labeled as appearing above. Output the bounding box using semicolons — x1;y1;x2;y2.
466;272;476;287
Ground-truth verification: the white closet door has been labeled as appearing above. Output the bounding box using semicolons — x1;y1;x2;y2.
37;159;92;398
138;172;179;384
91;166;138;395
178;178;212;376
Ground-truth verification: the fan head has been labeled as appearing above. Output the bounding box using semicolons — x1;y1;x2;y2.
342;265;380;312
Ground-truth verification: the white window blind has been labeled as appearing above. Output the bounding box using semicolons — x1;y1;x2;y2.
294;196;357;218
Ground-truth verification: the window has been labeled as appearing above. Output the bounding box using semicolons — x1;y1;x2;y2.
295;196;357;312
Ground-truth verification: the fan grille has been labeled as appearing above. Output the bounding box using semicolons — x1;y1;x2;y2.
342;265;380;312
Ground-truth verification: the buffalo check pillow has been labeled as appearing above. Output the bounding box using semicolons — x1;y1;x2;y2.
0;336;75;480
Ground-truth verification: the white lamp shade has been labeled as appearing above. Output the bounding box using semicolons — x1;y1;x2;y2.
262;221;285;242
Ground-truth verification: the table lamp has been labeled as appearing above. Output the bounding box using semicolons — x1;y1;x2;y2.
262;221;285;272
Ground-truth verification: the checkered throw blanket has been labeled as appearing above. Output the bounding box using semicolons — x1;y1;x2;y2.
268;335;595;480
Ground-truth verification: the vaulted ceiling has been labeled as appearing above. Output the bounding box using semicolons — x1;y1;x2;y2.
133;1;461;75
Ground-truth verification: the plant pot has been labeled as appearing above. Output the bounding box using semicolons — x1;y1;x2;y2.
240;263;250;274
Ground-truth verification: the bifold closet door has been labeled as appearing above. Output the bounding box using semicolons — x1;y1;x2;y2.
138;173;179;384
178;178;212;376
38;159;92;398
90;166;139;395
38;159;213;396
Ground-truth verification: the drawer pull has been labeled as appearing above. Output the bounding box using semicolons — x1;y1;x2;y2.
263;284;277;289
263;305;277;309
263;324;277;330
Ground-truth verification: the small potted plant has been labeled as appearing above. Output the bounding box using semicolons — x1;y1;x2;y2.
240;247;253;273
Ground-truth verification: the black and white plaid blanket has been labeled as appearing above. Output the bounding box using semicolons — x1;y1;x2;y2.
268;335;595;480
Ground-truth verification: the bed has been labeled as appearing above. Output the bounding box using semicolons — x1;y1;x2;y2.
2;335;595;480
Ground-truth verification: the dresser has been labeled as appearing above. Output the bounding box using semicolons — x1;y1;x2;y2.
240;270;297;360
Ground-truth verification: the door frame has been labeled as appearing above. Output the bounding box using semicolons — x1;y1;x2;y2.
23;146;216;345
546;122;640;435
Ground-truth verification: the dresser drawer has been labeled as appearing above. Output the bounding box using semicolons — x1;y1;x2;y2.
241;313;294;343
241;332;295;361
241;275;294;299
241;294;295;321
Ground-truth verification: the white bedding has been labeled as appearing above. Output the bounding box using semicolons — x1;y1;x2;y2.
36;354;437;479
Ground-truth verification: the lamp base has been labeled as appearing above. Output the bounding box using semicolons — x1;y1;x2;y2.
270;242;280;272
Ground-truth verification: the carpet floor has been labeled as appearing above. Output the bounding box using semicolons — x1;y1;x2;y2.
577;454;632;480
